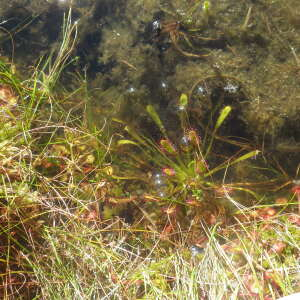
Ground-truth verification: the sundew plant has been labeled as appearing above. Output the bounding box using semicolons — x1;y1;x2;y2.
0;2;299;300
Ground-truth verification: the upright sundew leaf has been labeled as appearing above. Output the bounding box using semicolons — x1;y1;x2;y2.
205;106;232;157
146;105;166;136
125;126;147;146
215;106;232;130
160;139;177;155
179;93;188;109
117;139;139;146
228;150;260;166
204;150;260;177
203;0;211;13
162;167;176;176
188;130;201;146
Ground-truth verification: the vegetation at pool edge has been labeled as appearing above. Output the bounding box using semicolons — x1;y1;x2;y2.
0;7;299;300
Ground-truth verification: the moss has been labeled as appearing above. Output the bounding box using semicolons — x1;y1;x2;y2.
82;1;296;157
1;0;298;154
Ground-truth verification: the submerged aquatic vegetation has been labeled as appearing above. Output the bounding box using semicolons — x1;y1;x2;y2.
0;1;299;299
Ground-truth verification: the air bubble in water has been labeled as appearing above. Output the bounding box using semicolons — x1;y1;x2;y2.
196;85;208;96
224;82;239;94
151;172;169;197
